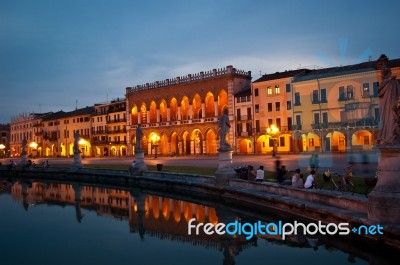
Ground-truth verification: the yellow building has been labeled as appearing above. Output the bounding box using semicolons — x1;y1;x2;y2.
292;59;400;152
250;70;307;155
125;66;252;156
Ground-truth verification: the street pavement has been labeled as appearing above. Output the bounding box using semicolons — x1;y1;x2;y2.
1;151;379;178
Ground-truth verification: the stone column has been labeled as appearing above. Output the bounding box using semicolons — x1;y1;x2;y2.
368;145;400;223
201;103;205;119
189;105;193;120
156;109;160;123
146;111;150;124
178;106;182;120
214;100;219;118
167;108;171;122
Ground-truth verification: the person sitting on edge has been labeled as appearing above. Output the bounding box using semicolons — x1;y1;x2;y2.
255;166;265;182
277;165;291;185
247;165;257;181
304;170;316;189
291;169;304;188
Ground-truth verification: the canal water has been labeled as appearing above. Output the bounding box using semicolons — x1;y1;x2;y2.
0;178;397;265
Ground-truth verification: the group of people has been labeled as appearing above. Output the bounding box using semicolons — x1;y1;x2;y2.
276;165;317;189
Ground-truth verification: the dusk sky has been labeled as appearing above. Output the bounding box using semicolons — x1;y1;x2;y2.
1;0;400;124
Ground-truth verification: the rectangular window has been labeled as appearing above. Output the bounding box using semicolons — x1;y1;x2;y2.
255;104;259;113
339;86;346;101
276;118;281;129
280;136;285;147
321;88;327;103
295;115;301;125
347;85;354;99
294;92;301;106
286;84;291;92
275;102;280;111
236;97;240;103
254;88;259;97
268;119;273;126
363;83;370;98
287;101;291;110
287;117;292;131
322;112;328;124
236;124;242;134
275;85;280;94
314;113;320;124
256;120;260;132
373;82;379;97
312;90;319;104
267;86;273;95
268;103;272;112
236;109;241;120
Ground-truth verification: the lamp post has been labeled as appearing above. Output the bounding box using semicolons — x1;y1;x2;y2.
267;125;279;157
151;134;160;158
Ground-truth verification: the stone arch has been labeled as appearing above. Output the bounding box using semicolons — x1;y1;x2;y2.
181;130;190;155
205;128;217;154
120;146;126;156
352;130;373;151
180;96;190;120
170;97;178;121
170;131;179;155
131;104;138;125
159;132;168;156
140;103;147;124
238;138;252;154
191;129;203;155
159;99;167;122
192;93;202;119
256;135;269;154
325;131;346;152
218;89;228;116
149;101;157;123
301;132;321;152
205;92;215;118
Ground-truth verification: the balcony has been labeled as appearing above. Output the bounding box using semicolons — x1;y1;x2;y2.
92;139;108;145
109;140;127;145
235;115;252;121
107;128;127;134
292;124;302;130
107;118;127;124
92;130;107;135
237;131;253;137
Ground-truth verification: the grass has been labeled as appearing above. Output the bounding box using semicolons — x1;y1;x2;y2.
49;163;372;196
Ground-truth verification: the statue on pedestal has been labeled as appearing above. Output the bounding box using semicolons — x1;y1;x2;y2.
376;54;400;144
135;124;143;151
21;138;27;155
218;108;231;150
73;131;80;154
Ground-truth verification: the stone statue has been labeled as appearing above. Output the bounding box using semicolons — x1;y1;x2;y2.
21;138;27;155
376;54;400;144
135;124;143;151
218;108;231;149
73;131;80;154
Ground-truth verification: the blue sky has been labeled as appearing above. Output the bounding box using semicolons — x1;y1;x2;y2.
1;0;400;123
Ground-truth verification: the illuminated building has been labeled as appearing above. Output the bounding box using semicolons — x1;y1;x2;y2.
125;66;252;156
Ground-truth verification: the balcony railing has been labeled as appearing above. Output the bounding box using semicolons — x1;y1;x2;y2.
92;130;107;135
109;140;127;145
107;129;127;134
107;118;127;124
235;115;252;121
92;139;108;144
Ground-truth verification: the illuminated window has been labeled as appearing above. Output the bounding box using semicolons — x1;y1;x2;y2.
267;86;273;95
275;85;280;94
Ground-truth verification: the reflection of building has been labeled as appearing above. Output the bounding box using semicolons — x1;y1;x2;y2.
292;59;400;153
125;66;252;156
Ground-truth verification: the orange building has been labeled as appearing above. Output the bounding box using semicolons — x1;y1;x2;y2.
125;66;252;156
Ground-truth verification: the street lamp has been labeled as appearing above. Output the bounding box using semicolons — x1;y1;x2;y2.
29;142;38;158
151;134;160;158
266;125;279;157
79;138;86;158
0;144;5;158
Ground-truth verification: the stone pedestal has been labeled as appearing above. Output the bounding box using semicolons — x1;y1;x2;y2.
130;150;147;176
19;153;28;167
71;152;83;172
215;148;236;186
368;145;400;223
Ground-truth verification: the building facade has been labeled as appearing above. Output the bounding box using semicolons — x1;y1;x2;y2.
125;66;252;156
0;124;10;157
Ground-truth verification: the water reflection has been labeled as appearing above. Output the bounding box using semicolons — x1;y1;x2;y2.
0;178;397;265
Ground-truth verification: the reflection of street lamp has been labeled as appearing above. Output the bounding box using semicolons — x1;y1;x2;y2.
0;144;5;158
266;125;279;157
29;142;38;158
79;138;86;158
151;134;160;158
